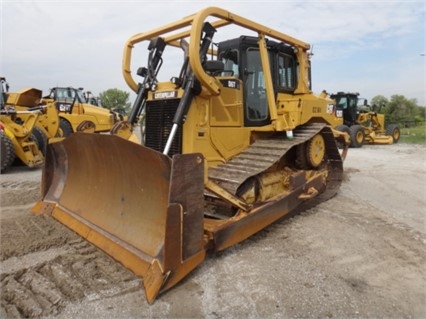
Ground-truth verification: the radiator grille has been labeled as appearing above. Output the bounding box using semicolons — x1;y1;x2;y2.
145;98;182;156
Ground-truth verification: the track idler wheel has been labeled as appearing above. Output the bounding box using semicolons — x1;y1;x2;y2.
297;133;325;169
306;134;325;168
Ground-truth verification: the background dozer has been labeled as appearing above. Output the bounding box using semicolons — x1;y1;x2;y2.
332;91;400;148
33;7;349;303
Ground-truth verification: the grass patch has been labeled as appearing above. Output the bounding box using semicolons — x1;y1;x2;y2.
400;125;426;144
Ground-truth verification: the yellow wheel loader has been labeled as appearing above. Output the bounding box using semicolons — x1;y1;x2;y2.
0;78;44;172
7;87;61;154
0;112;44;172
331;92;400;147
32;7;349;303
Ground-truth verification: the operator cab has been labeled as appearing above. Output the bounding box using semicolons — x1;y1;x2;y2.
331;92;359;126
46;87;86;113
217;36;301;127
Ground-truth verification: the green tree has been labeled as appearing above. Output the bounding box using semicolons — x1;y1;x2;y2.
371;94;424;126
98;88;131;115
370;95;389;113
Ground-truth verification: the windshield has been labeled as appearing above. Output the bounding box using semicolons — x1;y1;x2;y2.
55;88;84;103
334;96;348;110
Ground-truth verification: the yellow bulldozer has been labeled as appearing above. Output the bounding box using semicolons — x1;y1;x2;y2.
33;7;349;303
331;92;400;147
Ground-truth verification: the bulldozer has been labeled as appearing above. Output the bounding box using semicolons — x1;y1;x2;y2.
331;91;400;147
32;7;349;303
43;86;123;136
0;77;44;172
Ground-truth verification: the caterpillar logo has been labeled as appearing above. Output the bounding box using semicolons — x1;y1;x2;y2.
153;91;177;99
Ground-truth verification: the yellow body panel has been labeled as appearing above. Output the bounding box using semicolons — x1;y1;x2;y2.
54;100;116;133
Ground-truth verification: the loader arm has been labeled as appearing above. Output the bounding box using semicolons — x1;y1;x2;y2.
0;110;44;167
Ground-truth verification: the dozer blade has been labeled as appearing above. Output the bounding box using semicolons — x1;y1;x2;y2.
32;133;206;303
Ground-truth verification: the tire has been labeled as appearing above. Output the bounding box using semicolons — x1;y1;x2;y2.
349;125;365;148
0;131;16;173
32;126;48;155
386;124;400;143
59;118;73;137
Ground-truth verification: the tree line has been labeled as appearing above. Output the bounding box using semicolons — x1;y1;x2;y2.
370;95;425;127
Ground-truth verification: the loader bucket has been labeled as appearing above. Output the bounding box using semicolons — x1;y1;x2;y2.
32;133;206;303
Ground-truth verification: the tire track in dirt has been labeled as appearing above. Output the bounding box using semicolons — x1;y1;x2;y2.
1;238;140;318
1;178;75;261
0;180;40;207
0;214;76;261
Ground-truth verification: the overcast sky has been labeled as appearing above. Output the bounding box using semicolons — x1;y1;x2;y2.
1;0;425;105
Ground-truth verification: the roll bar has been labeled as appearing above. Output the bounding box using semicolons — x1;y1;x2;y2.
122;6;311;95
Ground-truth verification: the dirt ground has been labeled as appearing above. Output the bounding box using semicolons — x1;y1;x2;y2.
1;143;425;318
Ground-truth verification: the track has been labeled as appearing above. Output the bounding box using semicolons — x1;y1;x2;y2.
207;122;343;205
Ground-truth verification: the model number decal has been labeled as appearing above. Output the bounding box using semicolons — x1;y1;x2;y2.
313;106;322;113
220;79;240;89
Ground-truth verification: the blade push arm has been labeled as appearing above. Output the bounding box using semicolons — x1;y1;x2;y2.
162;22;216;155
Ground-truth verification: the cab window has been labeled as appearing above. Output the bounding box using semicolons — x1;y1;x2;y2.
219;49;239;76
278;53;296;90
336;96;348;109
245;48;268;121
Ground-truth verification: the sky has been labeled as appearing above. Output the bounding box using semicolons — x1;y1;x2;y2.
1;0;425;106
